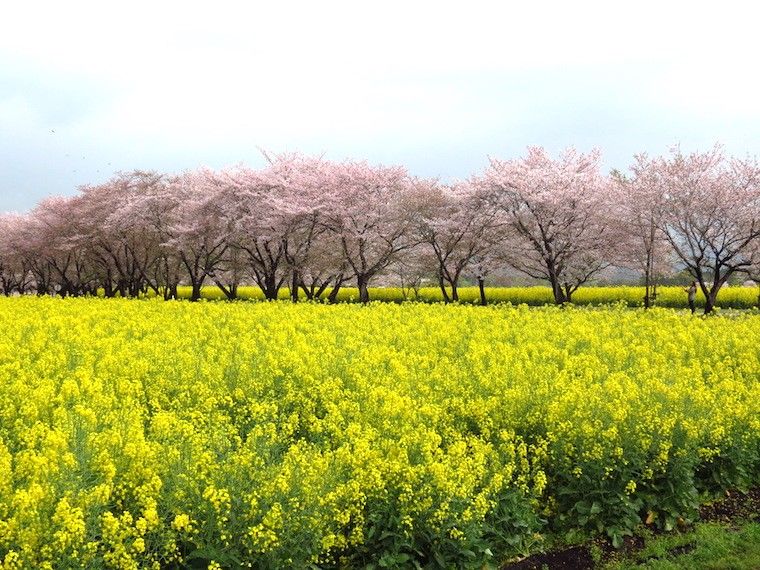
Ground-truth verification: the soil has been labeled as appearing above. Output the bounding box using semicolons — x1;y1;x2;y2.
501;487;760;569
698;487;760;524
502;545;595;569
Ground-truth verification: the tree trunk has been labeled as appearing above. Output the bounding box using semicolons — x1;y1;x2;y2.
704;287;720;315
564;283;573;304
327;273;349;304
451;281;459;302
644;228;656;308
550;277;566;304
477;276;487;306
702;271;731;315
290;270;300;303
261;273;279;301
129;280;142;298
438;272;450;304
164;282;178;300
214;280;238;300
643;260;652;309
190;279;204;302
304;281;330;301
704;294;714;314
147;280;160;296
328;284;341;304
300;282;314;301
357;275;370;304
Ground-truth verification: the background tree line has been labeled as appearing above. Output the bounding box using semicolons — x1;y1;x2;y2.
1;145;758;313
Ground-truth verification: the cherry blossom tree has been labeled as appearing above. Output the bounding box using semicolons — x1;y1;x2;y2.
77;171;166;297
417;180;501;303
467;247;503;306
4;144;759;311
323;161;421;303
658;145;760;314
260;153;335;302
214;166;288;301
387;246;435;301
211;245;247;300
21;196;102;296
611;156;675;308
296;231;351;302
0;213;34;295
162;169;233;302
110;172;183;299
480;147;613;304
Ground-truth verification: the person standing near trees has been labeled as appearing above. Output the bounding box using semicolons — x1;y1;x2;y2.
684;281;697;314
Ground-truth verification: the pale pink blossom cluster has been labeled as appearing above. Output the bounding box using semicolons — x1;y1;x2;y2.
1;146;758;311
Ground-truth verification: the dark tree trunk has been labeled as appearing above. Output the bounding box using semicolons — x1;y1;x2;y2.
643;229;656;309
550;278;567;304
704;291;717;314
290;270;300;303
451;282;459;302
300;282;314;300
164;282;178;300
700;271;730;315
643;258;652;309
215;280;238;300
327;272;349;304
261;273;280;301
357;275;370;304
477;276;487;306
129;280;142;298
301;280;330;301
438;271;450;304
328;284;341;304
564;283;574;304
190;279;204;302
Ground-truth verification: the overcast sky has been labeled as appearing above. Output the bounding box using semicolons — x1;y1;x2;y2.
2;1;759;212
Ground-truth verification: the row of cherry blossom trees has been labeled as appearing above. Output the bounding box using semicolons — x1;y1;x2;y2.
1;146;758;312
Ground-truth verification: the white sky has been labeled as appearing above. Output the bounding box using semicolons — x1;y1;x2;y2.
2;1;759;211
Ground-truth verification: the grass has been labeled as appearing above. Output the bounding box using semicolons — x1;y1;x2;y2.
604;520;760;569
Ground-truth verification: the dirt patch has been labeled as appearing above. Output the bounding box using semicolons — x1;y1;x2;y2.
502;545;594;569
699;488;760;523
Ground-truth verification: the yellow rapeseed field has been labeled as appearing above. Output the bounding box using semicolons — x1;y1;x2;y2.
0;298;758;568
176;284;760;310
